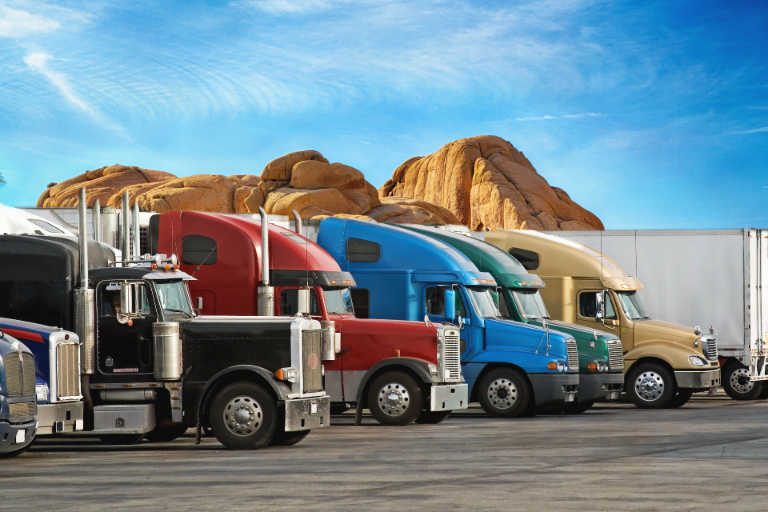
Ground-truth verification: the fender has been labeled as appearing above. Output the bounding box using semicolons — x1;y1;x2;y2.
467;349;556;374
624;342;698;372
194;364;291;441
353;357;433;425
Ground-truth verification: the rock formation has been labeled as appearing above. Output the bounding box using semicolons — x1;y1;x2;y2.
36;137;602;230
380;135;603;230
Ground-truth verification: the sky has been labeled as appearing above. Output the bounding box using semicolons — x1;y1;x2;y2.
0;0;766;228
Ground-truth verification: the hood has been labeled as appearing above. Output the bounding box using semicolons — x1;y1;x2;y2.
633;319;698;345
331;315;438;337
484;318;570;360
544;319;617;343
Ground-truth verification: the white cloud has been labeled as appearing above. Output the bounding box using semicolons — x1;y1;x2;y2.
731;126;768;135
0;4;60;38
515;113;603;121
231;0;341;14
23;52;127;137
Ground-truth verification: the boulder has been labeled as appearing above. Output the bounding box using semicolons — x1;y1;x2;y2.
367;197;460;225
134;174;264;213
380;135;603;230
37;164;175;207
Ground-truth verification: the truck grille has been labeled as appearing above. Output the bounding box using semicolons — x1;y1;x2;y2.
702;336;718;362
301;329;324;393
56;342;82;400
9;400;37;422
607;339;624;370
565;338;579;371
440;328;462;382
4;352;35;398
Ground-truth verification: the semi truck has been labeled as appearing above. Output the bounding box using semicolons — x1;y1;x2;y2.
0;190;331;448
404;225;624;412
0;330;36;457
148;209;468;425
316;218;579;417
540;229;768;400
484;230;720;408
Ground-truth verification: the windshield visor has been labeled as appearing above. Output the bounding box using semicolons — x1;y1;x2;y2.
467;286;502;319
615;291;648;320
155;280;194;317
511;288;550;320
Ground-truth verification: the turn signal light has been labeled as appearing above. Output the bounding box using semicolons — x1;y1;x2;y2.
547;361;557;371
587;362;597;372
274;367;298;383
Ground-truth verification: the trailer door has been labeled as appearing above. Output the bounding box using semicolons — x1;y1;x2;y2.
750;230;768;380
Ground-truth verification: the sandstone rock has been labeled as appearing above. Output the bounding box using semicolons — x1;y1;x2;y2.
261;150;327;182
133;174;265;214
264;187;362;217
367;197;460;225
380;135;603;230
37;164;175;207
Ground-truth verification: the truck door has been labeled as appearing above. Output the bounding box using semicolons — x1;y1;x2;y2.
577;288;621;336
95;281;155;379
425;285;472;355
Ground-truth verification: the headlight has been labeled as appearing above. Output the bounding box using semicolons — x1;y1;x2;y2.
36;383;49;402
427;362;438;375
598;362;609;373
557;361;568;373
688;355;707;366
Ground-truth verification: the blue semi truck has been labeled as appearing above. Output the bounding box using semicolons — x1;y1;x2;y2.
316;218;579;417
0;329;37;457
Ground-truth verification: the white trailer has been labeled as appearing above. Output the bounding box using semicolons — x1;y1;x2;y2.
544;229;768;400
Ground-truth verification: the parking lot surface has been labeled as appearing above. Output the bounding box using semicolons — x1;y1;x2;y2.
2;394;767;511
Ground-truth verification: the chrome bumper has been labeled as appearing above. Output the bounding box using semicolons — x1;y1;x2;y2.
529;372;579;406
37;402;84;435
0;419;35;454
579;372;624;402
430;383;468;411
284;395;331;432
674;369;721;390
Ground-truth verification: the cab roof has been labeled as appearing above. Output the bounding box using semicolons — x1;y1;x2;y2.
318;218;496;286
484;230;643;291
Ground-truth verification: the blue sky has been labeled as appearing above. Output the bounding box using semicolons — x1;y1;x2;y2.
0;0;766;228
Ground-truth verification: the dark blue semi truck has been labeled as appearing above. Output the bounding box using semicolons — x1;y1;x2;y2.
0;330;37;457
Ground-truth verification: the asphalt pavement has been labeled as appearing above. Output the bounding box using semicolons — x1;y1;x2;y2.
2;393;766;511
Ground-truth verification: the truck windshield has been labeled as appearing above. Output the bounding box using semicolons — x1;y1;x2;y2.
467;287;502;319
615;291;649;320
155;281;194;317
511;288;550;320
323;288;355;315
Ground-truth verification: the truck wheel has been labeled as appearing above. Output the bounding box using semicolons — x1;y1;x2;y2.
627;362;676;408
722;362;762;400
668;389;693;408
415;411;451;424
367;371;423;426
272;429;311;446
564;400;594;414
210;382;277;449
478;368;531;417
145;424;188;442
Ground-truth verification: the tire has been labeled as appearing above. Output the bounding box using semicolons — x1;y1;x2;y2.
722;361;762;400
367;371;423;426
668;389;693;408
477;367;531;418
415;411;451;424
564;400;594;414
145;424;188;443
626;362;676;408
100;434;144;445
271;429;311;446
209;381;277;449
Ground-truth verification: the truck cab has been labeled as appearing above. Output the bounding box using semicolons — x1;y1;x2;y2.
403;225;624;412
484;229;720;408
150;210;468;425
0;330;36;457
317;218;579;417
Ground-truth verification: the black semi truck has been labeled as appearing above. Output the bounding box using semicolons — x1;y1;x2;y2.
0;190;330;449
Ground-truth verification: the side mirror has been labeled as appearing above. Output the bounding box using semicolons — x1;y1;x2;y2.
595;290;606;322
296;288;311;316
444;288;456;322
120;282;136;316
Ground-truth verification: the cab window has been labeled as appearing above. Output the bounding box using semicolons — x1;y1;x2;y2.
280;289;320;316
426;286;466;317
579;291;616;319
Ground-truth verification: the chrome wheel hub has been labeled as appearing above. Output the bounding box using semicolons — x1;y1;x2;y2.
223;395;263;437
730;367;754;394
487;377;518;410
635;371;665;402
377;383;410;417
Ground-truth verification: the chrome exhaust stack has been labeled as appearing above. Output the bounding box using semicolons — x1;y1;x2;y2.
132;200;141;258
92;199;102;243
75;187;95;375
257;207;274;316
121;190;130;265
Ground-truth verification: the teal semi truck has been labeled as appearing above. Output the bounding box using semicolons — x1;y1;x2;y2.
403;225;625;412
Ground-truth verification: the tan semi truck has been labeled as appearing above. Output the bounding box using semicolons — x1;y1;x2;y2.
483;230;720;408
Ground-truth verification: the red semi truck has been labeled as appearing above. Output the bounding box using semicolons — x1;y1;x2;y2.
149;210;468;425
